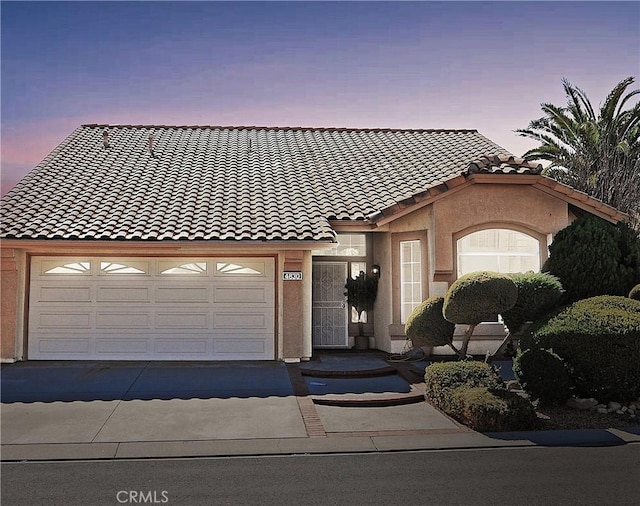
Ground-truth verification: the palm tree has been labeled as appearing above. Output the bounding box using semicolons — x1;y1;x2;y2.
517;77;640;229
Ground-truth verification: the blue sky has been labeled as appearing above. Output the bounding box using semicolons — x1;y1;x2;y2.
2;1;638;195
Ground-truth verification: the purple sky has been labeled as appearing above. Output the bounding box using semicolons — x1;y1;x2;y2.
1;1;638;196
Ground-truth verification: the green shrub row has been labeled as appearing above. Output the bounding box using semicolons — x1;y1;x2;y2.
521;296;640;402
448;386;538;432
424;361;537;431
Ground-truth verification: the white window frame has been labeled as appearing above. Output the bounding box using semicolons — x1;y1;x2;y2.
400;240;422;323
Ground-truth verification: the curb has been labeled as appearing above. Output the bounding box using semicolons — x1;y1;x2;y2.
2;428;638;462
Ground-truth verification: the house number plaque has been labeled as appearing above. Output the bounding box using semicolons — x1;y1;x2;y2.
283;271;303;281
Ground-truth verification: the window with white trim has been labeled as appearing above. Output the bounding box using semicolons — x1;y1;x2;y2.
312;234;367;257
400;240;422;323
457;229;540;277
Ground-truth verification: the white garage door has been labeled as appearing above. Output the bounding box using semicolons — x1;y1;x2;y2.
28;257;275;360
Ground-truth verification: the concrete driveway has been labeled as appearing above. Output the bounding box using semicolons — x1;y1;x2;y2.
0;359;461;448
1;361;307;445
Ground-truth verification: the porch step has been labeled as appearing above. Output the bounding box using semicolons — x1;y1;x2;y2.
300;366;397;378
311;385;426;407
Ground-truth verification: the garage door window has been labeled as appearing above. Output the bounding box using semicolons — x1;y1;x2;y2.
216;262;263;275
43;261;91;275
159;262;207;275
100;261;148;275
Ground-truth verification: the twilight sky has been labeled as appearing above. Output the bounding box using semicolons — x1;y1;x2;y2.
1;1;638;196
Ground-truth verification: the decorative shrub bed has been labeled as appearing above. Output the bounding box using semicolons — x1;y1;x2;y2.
424;361;537;431
513;348;573;406
448;386;538;432
522;296;640;402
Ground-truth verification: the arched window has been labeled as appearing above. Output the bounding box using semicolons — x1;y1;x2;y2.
457;229;540;277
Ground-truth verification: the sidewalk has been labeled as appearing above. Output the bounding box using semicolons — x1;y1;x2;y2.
2;354;639;462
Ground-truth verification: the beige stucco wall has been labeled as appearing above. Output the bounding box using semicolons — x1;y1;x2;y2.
370;181;574;352
1;248;19;361
372;232;392;352
433;183;569;283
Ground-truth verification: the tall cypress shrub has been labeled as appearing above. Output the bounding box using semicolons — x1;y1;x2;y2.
543;216;640;303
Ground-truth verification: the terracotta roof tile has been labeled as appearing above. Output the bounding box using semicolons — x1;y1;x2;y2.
1;124;513;241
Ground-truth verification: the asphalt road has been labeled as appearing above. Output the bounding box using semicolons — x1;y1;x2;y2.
2;445;639;505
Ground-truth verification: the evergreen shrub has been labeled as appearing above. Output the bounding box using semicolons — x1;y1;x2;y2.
424;361;503;407
513;348;573;406
501;272;564;334
443;271;518;325
527;296;640;402
448;386;538;432
543;216;640;304
405;296;455;348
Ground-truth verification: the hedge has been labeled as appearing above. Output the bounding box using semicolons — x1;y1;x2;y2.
524;296;640;402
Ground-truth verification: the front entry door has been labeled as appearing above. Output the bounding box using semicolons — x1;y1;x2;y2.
312;262;349;348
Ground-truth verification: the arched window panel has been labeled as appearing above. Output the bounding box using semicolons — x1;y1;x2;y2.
215;262;264;276
457;229;540;277
100;261;148;275
159;262;207;275
43;261;91;275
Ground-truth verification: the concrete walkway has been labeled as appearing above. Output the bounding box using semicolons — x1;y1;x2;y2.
1;356;639;461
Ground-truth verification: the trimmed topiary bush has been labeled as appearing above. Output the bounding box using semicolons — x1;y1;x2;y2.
513;348;573;406
424;361;503;407
543;216;640;304
448;386;539;432
501;272;564;335
405;296;456;351
527;296;640;402
630;284;640;301
443;271;518;357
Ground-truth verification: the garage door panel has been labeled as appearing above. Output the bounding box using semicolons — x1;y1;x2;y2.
155;338;208;354
213;337;268;355
95;338;150;354
36;338;90;355
39;286;92;302
213;286;272;304
97;286;151;303
156;286;209;303
155;312;209;329
213;311;272;331
29;256;276;361
96;312;151;329
37;312;92;329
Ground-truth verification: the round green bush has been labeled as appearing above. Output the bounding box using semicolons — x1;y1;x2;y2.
405;296;455;347
630;284;640;301
443;271;518;325
501;272;564;334
543;216;640;304
513;348;573;406
528;296;640;402
424;360;503;407
449;386;538;432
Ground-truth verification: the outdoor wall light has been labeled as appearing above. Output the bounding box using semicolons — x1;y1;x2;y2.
371;264;381;279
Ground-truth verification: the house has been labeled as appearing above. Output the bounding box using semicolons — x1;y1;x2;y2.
0;124;626;363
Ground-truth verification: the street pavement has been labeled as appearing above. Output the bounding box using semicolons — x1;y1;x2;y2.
1;355;639;461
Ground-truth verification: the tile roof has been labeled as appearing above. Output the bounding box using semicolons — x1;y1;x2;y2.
467;154;543;175
1;124;513;241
